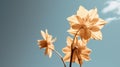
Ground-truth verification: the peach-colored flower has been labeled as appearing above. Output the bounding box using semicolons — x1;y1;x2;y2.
67;6;106;40
62;36;91;65
37;30;56;58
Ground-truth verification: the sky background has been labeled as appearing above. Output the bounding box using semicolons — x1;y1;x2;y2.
0;0;120;67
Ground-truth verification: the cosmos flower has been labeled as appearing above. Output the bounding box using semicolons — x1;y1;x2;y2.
62;36;91;65
67;6;106;40
37;29;56;58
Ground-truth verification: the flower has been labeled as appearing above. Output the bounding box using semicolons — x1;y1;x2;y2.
67;6;106;40
37;29;56;58
62;36;91;65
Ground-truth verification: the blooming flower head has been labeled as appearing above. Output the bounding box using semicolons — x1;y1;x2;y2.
62;36;91;65
67;6;107;40
37;29;56;58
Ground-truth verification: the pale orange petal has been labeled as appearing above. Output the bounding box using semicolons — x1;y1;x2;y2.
77;6;88;18
47;34;52;42
91;31;102;40
75;57;83;65
41;30;46;40
62;46;71;53
45;29;48;35
67;15;79;24
81;54;91;61
48;49;52;58
67;29;79;36
95;18;107;29
76;15;84;23
72;24;81;30
82;48;91;55
44;47;52;58
89;8;99;20
79;29;91;40
63;53;71;62
79;39;88;46
52;38;56;43
89;18;99;25
48;44;54;50
67;36;73;46
89;26;100;32
45;29;50;41
45;47;48;55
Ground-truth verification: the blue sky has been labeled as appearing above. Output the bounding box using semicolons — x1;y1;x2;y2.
0;0;120;67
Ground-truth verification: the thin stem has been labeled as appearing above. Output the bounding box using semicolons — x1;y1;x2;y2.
69;28;81;67
76;50;82;67
69;48;74;67
50;48;66;67
80;64;82;67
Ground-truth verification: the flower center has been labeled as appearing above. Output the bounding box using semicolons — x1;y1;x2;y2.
79;24;87;30
40;40;48;48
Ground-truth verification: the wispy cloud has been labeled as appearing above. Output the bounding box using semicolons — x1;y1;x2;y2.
105;17;120;23
102;0;120;15
102;0;120;23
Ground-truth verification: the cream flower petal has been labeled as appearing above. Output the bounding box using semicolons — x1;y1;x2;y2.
52;38;56;43
62;46;71;54
66;36;73;46
67;28;78;34
76;16;84;24
81;54;90;61
81;47;91;61
45;29;48;35
48;49;52;58
48;44;54;50
47;35;52;42
89;18;99;26
41;30;46;40
72;24;81;30
91;31;102;40
77;6;88;18
95;18;107;29
89;26;100;32
45;29;51;42
45;47;49;55
89;8;99;20
63;53;71;62
82;48;91;55
45;46;53;58
67;15;79;24
79;39;88;46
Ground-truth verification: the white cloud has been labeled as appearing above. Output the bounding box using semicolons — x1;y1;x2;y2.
105;17;117;22
105;17;118;22
102;0;120;23
102;0;120;15
105;17;120;23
